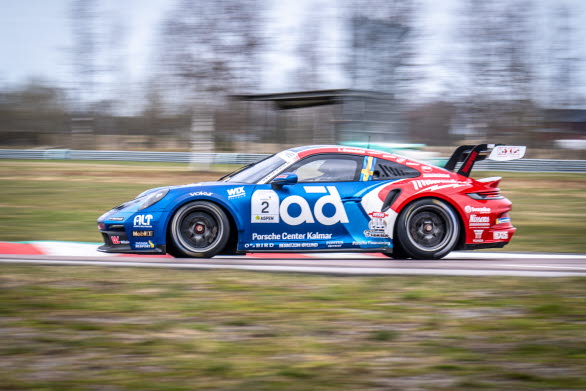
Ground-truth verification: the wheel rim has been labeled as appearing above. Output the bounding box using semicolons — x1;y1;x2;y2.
406;204;454;252
176;209;221;252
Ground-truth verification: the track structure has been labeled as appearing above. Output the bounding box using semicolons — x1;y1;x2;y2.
1;241;585;277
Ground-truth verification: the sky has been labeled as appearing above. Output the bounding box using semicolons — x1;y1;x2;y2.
1;0;586;105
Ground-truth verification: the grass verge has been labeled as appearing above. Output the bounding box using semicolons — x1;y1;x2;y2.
1;266;585;391
1;160;585;252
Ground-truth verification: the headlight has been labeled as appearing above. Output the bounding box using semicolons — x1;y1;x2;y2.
138;189;169;210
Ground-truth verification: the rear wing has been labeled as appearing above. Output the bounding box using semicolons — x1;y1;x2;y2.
444;144;526;177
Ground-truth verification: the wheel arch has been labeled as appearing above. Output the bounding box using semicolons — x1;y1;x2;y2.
392;195;466;251
162;196;242;249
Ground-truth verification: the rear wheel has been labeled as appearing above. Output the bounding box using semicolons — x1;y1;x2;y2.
394;198;460;260
167;201;230;258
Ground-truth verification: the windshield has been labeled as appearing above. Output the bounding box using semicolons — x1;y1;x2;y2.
223;154;287;183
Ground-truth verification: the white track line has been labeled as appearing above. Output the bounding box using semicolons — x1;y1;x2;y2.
0;258;584;277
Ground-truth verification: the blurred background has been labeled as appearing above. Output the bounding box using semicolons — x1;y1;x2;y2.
1;0;586;157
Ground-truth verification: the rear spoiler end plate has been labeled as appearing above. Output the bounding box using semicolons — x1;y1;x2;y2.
444;144;526;177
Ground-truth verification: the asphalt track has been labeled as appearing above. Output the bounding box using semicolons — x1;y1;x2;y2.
1;252;586;277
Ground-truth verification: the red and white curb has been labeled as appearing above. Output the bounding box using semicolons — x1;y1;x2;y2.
1;241;585;260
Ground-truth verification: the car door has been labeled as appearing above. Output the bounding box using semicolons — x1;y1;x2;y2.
243;153;394;251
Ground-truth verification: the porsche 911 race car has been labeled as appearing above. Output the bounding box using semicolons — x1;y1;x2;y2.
97;144;525;259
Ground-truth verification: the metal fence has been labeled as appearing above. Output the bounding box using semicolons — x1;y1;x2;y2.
1;148;586;173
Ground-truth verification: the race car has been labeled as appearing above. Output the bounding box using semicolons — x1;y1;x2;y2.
97;144;525;259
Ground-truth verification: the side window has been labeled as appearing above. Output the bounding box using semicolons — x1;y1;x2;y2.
372;159;420;180
287;154;362;182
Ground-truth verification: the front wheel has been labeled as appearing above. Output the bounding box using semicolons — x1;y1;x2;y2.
167;201;230;258
394;198;460;260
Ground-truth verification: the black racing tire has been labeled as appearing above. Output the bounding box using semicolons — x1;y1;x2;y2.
167;201;230;258
394;198;460;260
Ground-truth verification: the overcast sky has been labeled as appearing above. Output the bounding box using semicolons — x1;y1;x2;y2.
1;0;585;104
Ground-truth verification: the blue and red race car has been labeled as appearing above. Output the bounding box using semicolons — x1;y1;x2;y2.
97;144;525;259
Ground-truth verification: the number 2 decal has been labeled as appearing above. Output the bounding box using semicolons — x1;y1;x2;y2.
251;190;280;223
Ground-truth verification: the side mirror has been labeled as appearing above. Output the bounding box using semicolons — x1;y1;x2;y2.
271;172;298;189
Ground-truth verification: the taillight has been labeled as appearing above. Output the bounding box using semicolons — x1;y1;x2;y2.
467;189;503;200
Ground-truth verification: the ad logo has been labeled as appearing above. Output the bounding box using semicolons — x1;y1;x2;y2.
465;206;491;214
227;187;246;199
281;186;349;225
134;214;153;227
493;231;509;240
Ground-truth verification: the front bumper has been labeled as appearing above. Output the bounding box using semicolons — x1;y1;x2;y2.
98;229;166;255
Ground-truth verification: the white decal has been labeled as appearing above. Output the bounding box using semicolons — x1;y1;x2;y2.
473;229;485;242
276;150;298;163
135;240;155;249
489;146;526;161
396;158;406;163
412;179;457;190
190;191;213;197
304;186;327;193
279;186;349;226
227;186;246;199
469;214;490;226
338;147;365;154
421;166;433;173
423;173;451;178
134;214;153;227
465;206;491;214
493;231;509;240
251;190;280;223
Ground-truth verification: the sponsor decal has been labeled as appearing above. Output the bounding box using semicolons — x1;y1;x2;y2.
111;236;121;245
369;211;388;219
382;154;397;159
412;179;456;190
134;214;153;227
493;231;509;240
190;191;213;197
406;162;420;166
489;146;526;161
132;230;154;237
244;243;275;249
135;240;155;249
473;229;484;243
496;217;511;224
396;158;406;163
423;173;451;178
469;214;490;226
274;174;288;179
327;240;343;248
108;217;124;221
421;166;433;173
278;242;319;248
251;189;279;223
364;211;389;238
276;150;298;163
465;205;491;214
338;147;365;154
227;186;246;199
251;232;333;241
252;186;349;226
352;240;391;246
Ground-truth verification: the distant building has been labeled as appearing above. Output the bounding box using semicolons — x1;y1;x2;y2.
231;89;407;148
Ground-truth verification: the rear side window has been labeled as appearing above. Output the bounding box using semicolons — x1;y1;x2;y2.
372;159;420;180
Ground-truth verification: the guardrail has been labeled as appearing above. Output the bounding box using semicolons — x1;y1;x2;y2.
1;149;586;173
